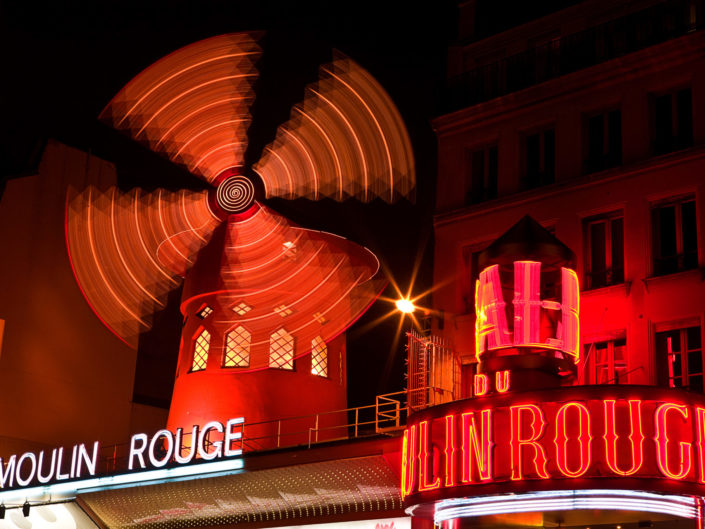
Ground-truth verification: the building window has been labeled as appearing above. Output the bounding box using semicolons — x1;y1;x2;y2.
232;301;252;316
656;325;703;392
651;195;698;276
523;128;554;189
585;336;627;384
585;109;621;173
311;336;328;377
197;305;213;319
584;212;624;289
274;304;294;317
269;328;294;370
224;326;251;368
464;145;498;204
652;87;693;155
192;329;210;372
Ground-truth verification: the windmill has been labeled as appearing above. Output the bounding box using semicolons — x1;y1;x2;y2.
65;33;415;448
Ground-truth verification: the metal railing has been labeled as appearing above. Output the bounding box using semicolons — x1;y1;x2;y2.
96;390;410;474
237;391;410;451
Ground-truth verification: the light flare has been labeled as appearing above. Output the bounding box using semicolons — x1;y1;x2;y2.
395;298;415;314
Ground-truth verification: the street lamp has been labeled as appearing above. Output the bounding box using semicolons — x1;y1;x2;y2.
395;298;415;314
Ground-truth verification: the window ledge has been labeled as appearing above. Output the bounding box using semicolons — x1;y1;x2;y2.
581;282;628;298
643;267;705;289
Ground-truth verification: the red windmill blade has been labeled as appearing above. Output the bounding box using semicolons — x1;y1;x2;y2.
99;33;261;183
66;187;221;347
66;33;415;444
253;54;416;202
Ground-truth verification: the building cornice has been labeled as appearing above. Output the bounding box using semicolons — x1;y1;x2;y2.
434;31;705;137
433;145;705;228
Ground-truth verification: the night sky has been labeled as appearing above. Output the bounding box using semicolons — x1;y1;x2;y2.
0;1;456;407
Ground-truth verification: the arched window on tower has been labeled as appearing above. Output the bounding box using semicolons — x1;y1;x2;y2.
192;329;211;372
269;328;294;370
225;326;251;367
311;336;328;377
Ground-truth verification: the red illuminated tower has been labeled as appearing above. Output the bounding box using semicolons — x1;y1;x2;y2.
65;34;415;447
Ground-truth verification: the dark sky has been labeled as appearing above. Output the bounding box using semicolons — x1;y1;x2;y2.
0;1;456;407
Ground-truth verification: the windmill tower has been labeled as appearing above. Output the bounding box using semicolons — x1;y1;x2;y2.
65;34;415;448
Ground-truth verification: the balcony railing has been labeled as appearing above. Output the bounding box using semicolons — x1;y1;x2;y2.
446;0;704;112
94;390;410;475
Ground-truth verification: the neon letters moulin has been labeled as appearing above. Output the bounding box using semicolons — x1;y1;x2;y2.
401;386;705;502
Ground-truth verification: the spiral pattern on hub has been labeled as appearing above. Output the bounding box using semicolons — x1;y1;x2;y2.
216;176;255;213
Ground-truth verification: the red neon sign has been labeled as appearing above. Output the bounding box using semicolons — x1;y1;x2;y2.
654;403;692;480
400;425;416;500
554;402;592;478
475;261;580;362
604;399;644;476
444;414;457;487
475;264;511;354
697;407;705;484
401;387;705;502
461;410;493;483
510;404;549;480
418;421;440;491
473;371;510;396
495;371;510;393
473;374;489;396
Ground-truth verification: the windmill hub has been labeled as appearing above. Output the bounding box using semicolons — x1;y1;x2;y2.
215;175;256;214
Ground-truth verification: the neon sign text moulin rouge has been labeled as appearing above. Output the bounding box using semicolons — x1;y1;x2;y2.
401;387;705;501
0;417;244;491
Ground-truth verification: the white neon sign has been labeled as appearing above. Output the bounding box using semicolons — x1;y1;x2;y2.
0;417;244;500
430;490;700;523
0;456;244;503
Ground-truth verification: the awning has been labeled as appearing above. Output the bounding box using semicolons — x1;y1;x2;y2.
78;455;401;529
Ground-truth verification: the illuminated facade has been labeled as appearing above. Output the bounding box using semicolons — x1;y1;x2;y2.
418;0;705;527
2;2;705;529
0;31;414;529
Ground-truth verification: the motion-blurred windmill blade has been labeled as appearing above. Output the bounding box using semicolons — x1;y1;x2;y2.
72;33;405;369
68;32;411;439
253;55;415;203
99;33;261;184
181;205;384;371
66;187;221;347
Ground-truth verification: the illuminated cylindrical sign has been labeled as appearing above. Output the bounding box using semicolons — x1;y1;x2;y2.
475;261;579;364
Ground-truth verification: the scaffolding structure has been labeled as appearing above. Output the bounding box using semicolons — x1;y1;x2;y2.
406;330;461;411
